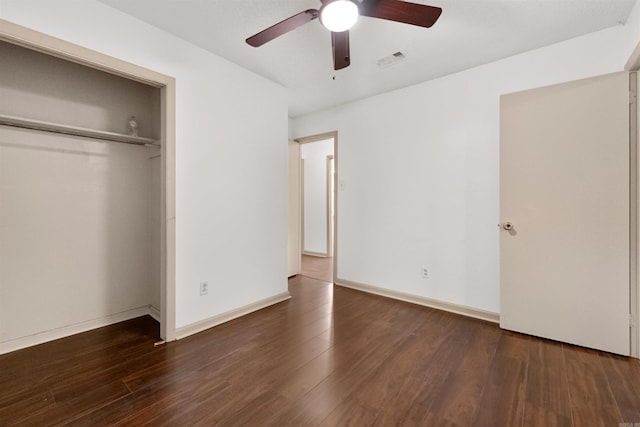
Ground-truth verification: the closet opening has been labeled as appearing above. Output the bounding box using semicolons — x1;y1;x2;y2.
0;22;176;354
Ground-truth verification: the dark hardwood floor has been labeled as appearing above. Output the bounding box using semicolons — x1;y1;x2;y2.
1;275;640;426
300;255;333;283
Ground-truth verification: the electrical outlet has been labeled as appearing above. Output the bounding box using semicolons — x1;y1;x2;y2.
422;267;429;279
200;282;208;296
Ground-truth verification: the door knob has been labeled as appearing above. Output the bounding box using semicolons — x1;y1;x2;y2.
503;222;513;231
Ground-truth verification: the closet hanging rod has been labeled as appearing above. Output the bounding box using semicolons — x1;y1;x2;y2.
0;114;159;146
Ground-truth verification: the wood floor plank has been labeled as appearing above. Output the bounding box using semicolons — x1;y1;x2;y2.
599;352;640;424
18;380;131;426
318;398;380;427
354;329;433;411
272;348;336;401
113;380;233;427
210;390;294;427
220;335;333;393
523;405;573;427
563;345;623;427
523;339;573;427
64;384;200;427
300;255;333;282
2;268;640;426
269;320;415;425
378;315;480;424
369;309;464;423
121;314;280;392
419;319;501;426
472;331;530;427
0;317;159;406
0;390;55;426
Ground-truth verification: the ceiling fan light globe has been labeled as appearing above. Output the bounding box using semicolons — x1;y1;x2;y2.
320;0;359;32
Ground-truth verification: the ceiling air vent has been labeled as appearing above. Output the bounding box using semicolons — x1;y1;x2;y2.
376;51;407;68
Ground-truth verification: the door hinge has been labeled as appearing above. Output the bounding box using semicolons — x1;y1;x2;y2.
631;91;637;105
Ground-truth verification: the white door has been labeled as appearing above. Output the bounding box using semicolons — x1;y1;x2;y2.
288;140;301;277
500;72;632;356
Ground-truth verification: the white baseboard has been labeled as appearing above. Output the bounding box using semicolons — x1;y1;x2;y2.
302;251;330;258
335;279;500;324
175;292;292;340
0;306;153;355
148;305;161;322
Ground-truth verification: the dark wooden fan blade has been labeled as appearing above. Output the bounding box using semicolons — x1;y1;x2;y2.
332;30;350;70
246;9;319;47
359;0;442;28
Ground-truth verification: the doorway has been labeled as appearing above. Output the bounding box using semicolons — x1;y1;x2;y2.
290;132;338;283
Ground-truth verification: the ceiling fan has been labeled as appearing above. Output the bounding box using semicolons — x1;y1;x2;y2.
246;0;442;71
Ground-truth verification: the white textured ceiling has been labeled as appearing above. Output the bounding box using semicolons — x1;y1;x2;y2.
98;0;637;117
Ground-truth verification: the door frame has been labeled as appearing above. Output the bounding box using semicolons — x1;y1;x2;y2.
287;140;302;277
326;155;335;258
0;19;177;342
295;131;338;283
631;73;639;359
626;52;640;358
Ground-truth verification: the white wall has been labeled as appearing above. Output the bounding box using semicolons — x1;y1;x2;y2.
291;26;628;314
624;0;640;65
301;138;334;255
0;0;288;331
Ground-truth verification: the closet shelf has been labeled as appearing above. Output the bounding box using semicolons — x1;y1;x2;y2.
0;114;159;146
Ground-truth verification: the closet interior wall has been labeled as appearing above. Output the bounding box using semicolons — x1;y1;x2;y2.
0;40;161;353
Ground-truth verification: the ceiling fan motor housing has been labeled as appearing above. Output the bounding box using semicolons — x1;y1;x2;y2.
319;0;360;33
